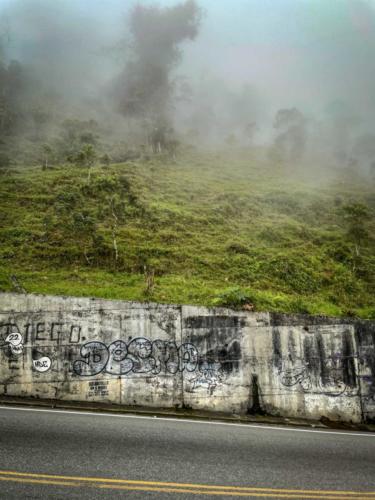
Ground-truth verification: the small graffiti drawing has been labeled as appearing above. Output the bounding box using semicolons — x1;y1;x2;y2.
32;357;52;373
317;377;347;397
189;361;224;394
5;332;24;356
278;364;348;397
279;366;312;391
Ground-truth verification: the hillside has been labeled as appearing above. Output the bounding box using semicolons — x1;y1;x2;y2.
0;149;374;318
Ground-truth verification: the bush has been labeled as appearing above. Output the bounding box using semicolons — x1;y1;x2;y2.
260;255;322;293
226;242;249;255
212;287;255;310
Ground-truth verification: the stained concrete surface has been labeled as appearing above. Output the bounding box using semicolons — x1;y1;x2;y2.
0;292;374;423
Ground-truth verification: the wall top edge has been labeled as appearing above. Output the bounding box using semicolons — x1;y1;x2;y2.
0;292;373;326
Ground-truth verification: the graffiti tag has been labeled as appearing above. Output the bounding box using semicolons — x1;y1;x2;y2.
5;332;24;356
32;357;52;373
278;364;348;397
73;338;199;377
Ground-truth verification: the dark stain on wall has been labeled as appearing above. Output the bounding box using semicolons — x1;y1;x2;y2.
272;328;282;371
342;330;356;388
270;313;344;327
355;321;375;421
218;340;241;374
287;331;297;364
316;333;329;386
356;323;375;383
248;374;264;415
303;336;319;380
184;316;246;330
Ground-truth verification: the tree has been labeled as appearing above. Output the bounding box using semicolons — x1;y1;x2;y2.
58;119;100;163
41;143;53;169
75;144;97;168
71;210;97;265
325;100;360;165
0;60;27;135
352;134;375;172
272;108;307;164
112;1;201;144
100;153;111;167
341;203;370;265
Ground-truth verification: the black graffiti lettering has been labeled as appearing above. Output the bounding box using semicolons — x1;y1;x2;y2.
2;321;84;345
151;339;166;375
36;323;47;341
165;341;179;374
88;380;109;397
70;325;81;343
35;360;48;368
73;341;109;376
179;343;198;372
72;338;239;382
51;323;64;341
280;367;312;391
0;323;21;341
127;337;153;373
106;340;132;375
24;324;32;343
278;364;349;396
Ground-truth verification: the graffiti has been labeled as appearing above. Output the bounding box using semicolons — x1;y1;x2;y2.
74;341;109;376
279;366;312;391
32;356;52;373
31;348;52;372
0;321;81;344
189;361;224;394
73;338;199;377
274;328;359;398
88;380;109;398
318;374;347;397
5;332;24;356
278;363;348;397
73;337;240;395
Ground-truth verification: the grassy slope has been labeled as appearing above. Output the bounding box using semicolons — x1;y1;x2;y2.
0;149;374;318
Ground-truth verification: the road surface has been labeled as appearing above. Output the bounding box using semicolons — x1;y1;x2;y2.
0;405;374;499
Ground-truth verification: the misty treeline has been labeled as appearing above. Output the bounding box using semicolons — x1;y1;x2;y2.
0;0;375;177
0;0;202;167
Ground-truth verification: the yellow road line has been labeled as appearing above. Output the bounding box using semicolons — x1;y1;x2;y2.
0;477;86;488
0;477;374;499
0;471;373;499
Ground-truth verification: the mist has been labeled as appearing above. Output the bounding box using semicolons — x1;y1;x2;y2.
1;0;375;174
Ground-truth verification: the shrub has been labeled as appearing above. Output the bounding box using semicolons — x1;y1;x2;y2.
213;287;255;310
226;242;249;255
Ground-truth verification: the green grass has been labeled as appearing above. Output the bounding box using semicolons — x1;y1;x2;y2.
1;148;374;318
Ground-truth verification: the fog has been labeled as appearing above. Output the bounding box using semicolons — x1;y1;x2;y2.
1;0;375;174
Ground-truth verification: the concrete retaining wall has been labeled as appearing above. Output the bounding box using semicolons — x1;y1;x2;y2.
0;293;374;423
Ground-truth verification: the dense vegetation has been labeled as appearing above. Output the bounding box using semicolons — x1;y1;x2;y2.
1;148;374;318
1;1;374;319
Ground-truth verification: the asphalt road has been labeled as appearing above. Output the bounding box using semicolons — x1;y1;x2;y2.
0;406;374;499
